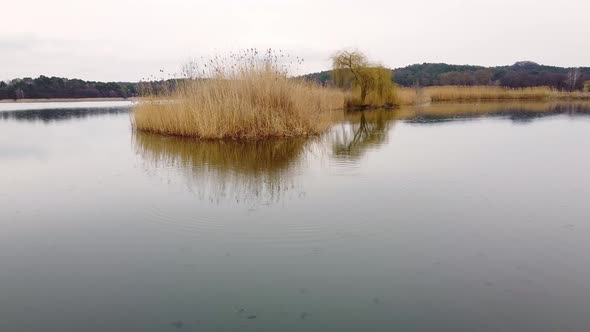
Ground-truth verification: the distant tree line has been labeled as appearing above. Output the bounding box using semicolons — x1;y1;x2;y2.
0;76;138;100
305;61;590;91
4;61;589;101
0;75;190;100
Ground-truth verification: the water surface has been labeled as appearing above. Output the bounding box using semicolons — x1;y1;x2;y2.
1;101;590;331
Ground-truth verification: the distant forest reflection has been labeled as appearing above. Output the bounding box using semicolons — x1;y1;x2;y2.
0;107;129;122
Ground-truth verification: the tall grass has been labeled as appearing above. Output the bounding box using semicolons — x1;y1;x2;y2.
396;87;431;105
425;86;553;102
396;85;590;104
553;89;590;100
132;49;345;140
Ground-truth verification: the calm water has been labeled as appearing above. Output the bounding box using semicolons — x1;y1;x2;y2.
1;101;590;332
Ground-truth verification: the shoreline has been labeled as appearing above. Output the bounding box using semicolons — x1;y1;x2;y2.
0;97;138;104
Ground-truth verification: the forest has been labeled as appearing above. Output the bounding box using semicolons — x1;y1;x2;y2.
306;61;590;91
0;76;137;100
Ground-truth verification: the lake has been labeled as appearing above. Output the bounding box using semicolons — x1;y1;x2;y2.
1;101;590;332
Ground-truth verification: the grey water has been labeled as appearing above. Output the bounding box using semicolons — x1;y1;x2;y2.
1;101;590;332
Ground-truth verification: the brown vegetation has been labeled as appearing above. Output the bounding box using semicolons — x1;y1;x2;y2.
396;86;590;105
132;49;345;140
424;86;553;102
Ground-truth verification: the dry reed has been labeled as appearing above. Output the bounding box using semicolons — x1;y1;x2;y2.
132;49;345;140
424;86;553;102
395;86;590;104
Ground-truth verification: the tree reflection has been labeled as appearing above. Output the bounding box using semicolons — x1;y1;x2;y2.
329;110;396;160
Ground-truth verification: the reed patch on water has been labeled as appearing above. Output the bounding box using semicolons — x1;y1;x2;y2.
132;49;345;140
395;86;590;104
424;86;553;102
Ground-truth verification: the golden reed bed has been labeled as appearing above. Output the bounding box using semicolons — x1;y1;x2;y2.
397;86;590;105
132;51;344;140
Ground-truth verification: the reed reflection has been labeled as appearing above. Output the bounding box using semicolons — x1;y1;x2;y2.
399;101;590;124
134;132;310;205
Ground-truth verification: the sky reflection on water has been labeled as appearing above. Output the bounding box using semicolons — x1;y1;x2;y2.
1;101;590;332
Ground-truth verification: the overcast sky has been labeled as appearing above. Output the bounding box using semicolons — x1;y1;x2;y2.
2;0;589;82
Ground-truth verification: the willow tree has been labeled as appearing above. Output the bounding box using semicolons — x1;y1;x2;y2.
332;50;370;102
332;50;396;107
